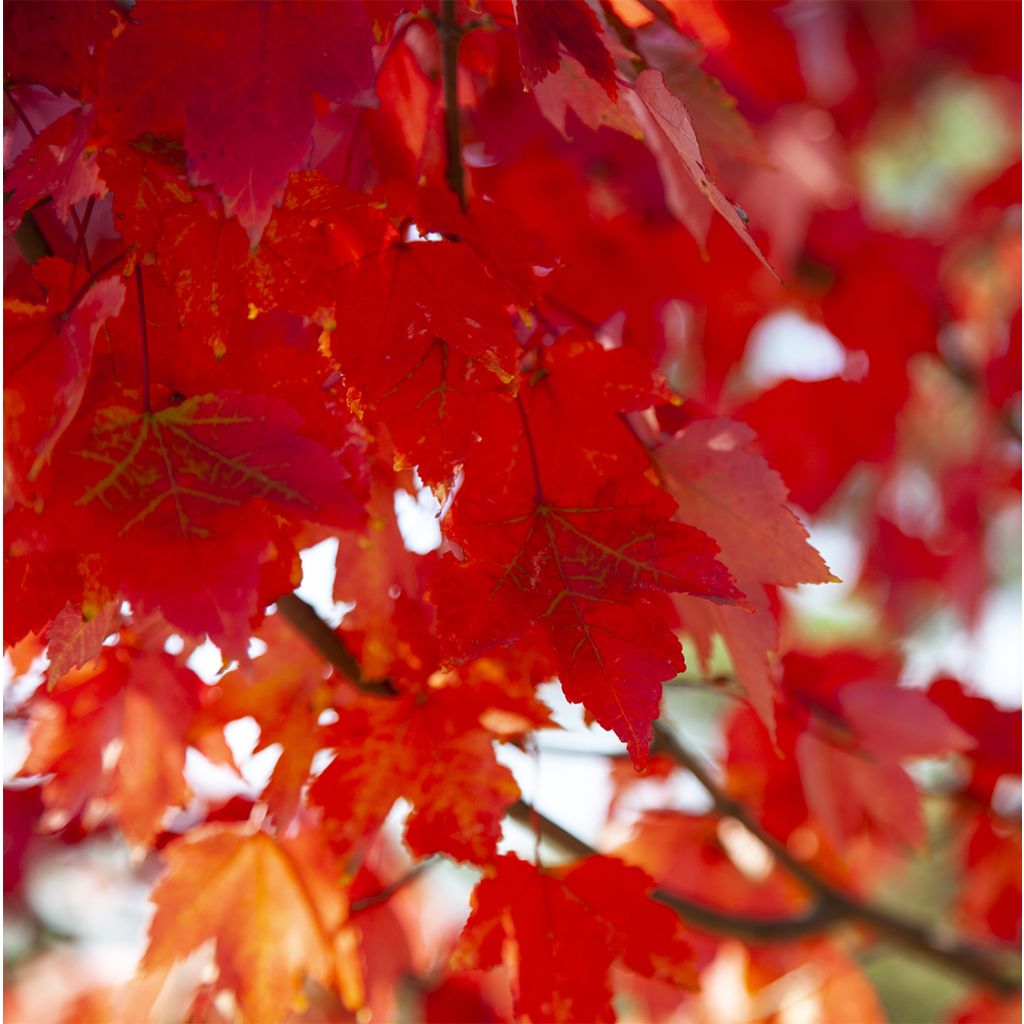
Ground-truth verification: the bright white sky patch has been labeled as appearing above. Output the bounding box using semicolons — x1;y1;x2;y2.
295;537;353;627
744;310;849;389
394;485;442;554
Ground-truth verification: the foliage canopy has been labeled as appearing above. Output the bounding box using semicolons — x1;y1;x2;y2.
3;1;1021;1022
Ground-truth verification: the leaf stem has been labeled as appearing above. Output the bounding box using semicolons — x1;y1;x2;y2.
4;85;38;138
58;249;127;322
135;265;152;414
70;196;96;279
439;0;467;210
514;395;546;504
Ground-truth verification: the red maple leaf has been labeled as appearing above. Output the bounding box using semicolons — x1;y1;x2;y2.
96;1;376;240
453;853;696;1022
20;642;201;845
435;340;739;765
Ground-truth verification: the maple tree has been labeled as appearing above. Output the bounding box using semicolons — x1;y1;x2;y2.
3;1;1021;1022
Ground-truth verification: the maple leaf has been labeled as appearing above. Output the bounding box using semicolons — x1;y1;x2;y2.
533;54;642;139
626;69;774;272
528;57;771;269
45;600;121;683
158;192;252;356
198;615;335;826
333;463;425;674
4;258;126;496
49;390;365;649
4;0;119;97
514;0;617;96
323;231;520;483
655;417;835;724
435;341;739;766
249;172;389;319
142;824;362;1023
958;813;1022;944
96;1;376;241
310;678;523;863
98;139;195;265
738;376;903;514
247;173;521;482
928;676;1022;806
728;651;975;855
4;106;102;234
453;853;696;1022
20;644;200;845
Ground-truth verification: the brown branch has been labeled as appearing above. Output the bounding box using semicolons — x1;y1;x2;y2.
350;858;436;914
271;591;1015;989
275;592;397;697
438;0;466;210
650;722;1020;994
506;800;839;942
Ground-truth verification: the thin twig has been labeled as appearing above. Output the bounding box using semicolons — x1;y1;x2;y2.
71;196;96;278
439;0;466;210
275;593;397;697
267;599;1017;991
135;265;152;414
350;858;436;914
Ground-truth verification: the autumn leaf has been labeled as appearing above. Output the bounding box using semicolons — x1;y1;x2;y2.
324;232;520;482
453;853;696;1022
655;417;835;724
49;390;365;649
96;1;376;241
45;600;121;683
514;0;617;96
157;195;252;357
20;644;200;845
928;676;1022;806
435;341;739;766
142;824;362;1023
4;106;102;234
98;138;195;265
626;69;774;272
310;678;523;863
198;615;335;827
4;0;119;97
4;258;126;497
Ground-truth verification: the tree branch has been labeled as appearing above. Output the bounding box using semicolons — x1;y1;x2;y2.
649;722;1021;994
507;795;1017;989
506;799;839;942
270;598;1016;991
275;592;397;697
